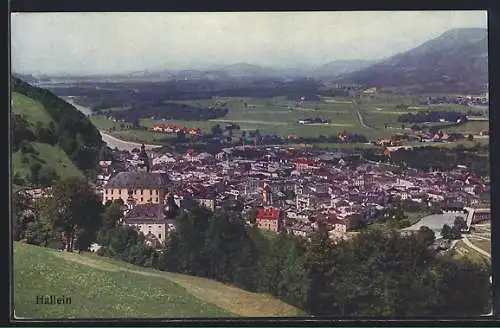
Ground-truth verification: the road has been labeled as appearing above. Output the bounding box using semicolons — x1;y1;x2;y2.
462;235;491;258
63;97;163;152
100;132;162;152
356;109;372;129
351;100;375;130
63;97;93;116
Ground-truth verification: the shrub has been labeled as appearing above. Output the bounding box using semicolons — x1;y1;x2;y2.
20;141;35;154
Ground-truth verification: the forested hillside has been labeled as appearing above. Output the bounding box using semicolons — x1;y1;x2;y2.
336;28;488;94
11;77;104;187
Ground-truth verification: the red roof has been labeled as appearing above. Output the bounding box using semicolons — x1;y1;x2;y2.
256;207;280;220
293;158;314;165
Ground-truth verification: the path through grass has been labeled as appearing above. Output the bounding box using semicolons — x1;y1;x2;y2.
14;243;303;319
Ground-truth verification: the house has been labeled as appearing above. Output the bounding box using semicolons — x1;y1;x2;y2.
293;158;316;171
193;188;217;211
328;220;348;242
123;203;177;246
256;207;283;232
102;171;170;206
23;187;52;200
296;193;317;211
362;87;377;94
289;222;315;238
99;160;112;170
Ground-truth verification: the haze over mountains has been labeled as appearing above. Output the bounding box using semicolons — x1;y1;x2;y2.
13;28;488;94
334;28;488;93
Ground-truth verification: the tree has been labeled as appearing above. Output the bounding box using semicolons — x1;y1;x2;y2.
97;200;124;244
246;207;258;225
467;134;474;141
211;124;223;137
176;129;186;143
402;199;423;213
131;116;140;129
441;224;452;239
36;121;57;144
25;220;53;247
432;257;491;315
254;129;262;145
453;216;467;232
38;177;104;252
38;166;59;187
417;226;436;246
347;214;365;231
304;229;336;315
13;172;25;186
12;191;34;241
441;223;461;240
29;162;42;185
20;140;36;154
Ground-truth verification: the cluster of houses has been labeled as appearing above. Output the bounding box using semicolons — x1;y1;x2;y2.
376;129;481;151
90;143;490;248
152;124;201;135
297;117;330;125
419;94;489;106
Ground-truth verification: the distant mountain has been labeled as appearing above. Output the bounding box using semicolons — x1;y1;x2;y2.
335;28;488;94
12;72;40;84
218;63;281;78
311;60;374;78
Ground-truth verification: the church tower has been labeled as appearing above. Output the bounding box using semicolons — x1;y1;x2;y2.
137;144;150;173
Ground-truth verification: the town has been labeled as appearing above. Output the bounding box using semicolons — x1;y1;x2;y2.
12;11;492;319
23;139;485;249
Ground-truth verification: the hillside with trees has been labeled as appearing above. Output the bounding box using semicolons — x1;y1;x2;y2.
11;77;104;187
335;28;488;94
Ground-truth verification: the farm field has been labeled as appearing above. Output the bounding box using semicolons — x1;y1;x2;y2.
13;242;303;319
140;96;364;139
90;95;489;146
357;96;489;136
90;115;132;131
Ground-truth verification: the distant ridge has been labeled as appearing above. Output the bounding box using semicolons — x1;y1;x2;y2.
334;28;488;94
310;60;374;78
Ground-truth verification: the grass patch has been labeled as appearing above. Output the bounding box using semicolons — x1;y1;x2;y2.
469;238;491;255
453;240;490;264
90;115;132;131
12;92;54;126
12;142;82;182
14;243;302;319
13;243;231;319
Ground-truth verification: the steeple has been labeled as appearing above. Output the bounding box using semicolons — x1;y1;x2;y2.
137;143;150;173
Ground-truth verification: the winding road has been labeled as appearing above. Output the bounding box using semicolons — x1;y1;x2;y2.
100;132;162;152
64;97;162;152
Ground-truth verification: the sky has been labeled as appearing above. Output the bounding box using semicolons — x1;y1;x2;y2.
11;11;487;75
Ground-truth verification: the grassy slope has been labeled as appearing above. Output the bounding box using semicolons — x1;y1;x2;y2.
11;93;83;182
12;92;54;125
12;142;83;180
14;243;303;319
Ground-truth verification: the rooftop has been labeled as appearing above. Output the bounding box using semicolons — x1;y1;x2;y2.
104;172;170;190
